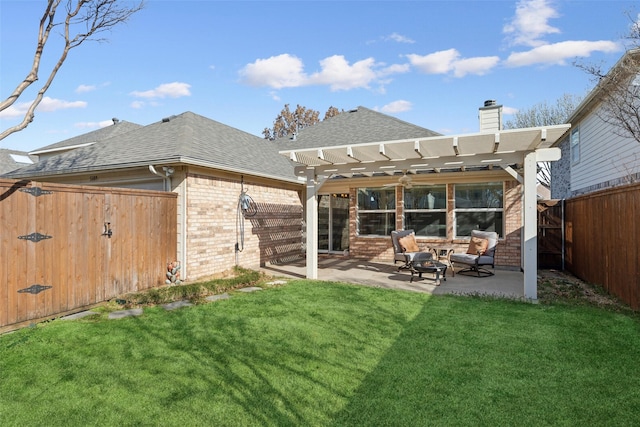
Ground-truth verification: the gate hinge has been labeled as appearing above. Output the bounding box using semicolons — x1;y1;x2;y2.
18;284;53;295
19;187;53;197
18;232;53;243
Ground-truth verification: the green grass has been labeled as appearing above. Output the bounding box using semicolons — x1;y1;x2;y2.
1;277;640;426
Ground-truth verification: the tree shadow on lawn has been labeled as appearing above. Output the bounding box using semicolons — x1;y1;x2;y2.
88;282;427;426
330;295;640;426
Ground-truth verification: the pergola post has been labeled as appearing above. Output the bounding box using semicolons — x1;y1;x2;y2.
523;151;538;300
305;168;318;279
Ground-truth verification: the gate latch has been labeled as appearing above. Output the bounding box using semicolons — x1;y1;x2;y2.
102;222;113;238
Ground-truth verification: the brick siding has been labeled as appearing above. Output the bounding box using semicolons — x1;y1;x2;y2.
185;172;303;280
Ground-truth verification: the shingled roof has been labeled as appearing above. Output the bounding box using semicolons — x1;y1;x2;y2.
0;149;38;174
276;106;441;150
5;111;299;183
29;120;143;155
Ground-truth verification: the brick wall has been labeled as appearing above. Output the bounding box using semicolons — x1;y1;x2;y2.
185;172;303;280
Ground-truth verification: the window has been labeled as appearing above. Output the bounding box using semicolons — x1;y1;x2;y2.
356;187;396;235
570;127;580;164
404;185;447;237
454;182;503;237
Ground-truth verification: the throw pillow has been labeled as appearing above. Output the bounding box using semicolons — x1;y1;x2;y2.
466;236;489;255
398;234;420;252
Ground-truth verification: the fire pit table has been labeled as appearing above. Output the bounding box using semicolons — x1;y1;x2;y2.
410;252;448;285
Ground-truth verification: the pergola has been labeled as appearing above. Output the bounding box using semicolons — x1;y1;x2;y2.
280;124;570;300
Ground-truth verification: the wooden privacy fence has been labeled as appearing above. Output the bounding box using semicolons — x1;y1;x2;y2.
564;182;640;309
1;179;177;332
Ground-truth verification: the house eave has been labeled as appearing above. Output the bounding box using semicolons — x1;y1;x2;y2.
6;156;303;186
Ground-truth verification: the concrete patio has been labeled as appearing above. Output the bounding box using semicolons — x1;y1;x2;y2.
261;255;526;299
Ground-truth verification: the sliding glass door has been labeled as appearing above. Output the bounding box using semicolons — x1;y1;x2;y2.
318;193;350;253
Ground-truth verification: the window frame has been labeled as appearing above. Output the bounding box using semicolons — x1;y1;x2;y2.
453;182;504;238
570;126;580;164
403;184;447;238
355;187;396;236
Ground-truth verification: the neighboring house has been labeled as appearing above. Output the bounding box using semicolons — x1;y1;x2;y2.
4;111;304;281
552;49;640;199
0;149;38;174
28;118;143;162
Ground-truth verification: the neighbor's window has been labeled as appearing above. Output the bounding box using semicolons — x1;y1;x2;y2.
404;185;447;237
454;182;503;237
356;187;396;235
570;127;580;164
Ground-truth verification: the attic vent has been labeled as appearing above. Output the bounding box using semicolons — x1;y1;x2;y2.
162;117;171;123
348;108;358;113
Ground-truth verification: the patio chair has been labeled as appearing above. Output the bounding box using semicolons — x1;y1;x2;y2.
391;229;433;271
450;230;498;277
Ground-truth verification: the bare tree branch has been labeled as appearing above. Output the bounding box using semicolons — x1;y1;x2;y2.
504;93;582;187
0;0;144;142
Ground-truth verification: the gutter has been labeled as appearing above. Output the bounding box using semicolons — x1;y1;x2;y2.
148;165;174;191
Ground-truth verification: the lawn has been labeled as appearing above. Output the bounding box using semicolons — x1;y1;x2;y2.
1;276;639;426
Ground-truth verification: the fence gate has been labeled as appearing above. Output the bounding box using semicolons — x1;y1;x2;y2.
537;199;564;269
1;179;177;333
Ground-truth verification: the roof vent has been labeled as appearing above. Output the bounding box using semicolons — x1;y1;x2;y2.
112;117;120;125
162;117;171;123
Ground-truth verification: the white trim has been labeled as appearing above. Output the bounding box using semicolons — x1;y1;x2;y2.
523;152;538;300
29;142;95;155
305;169;318;279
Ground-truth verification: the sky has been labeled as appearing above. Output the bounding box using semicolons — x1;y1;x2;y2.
0;0;638;152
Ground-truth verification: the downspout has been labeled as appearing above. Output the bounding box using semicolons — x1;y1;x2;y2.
149;164;186;279
148;165;172;191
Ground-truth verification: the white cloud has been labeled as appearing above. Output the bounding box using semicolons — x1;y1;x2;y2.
0;97;87;118
0;105;23;119
502;106;519;115
385;32;415;44
506;40;620;67
407;49;460;74
407;49;499;77
130;82;192;99
130;100;145;109
503;0;561;47
240;53;408;91
378;63;411;77
38;97;87;112
239;54;307;89
75;84;96;94
308;55;378;91
452;56;501;77
380;100;412;113
269;91;281;101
